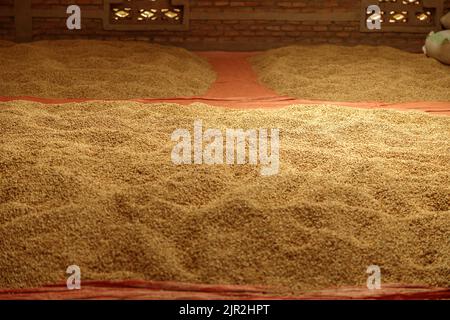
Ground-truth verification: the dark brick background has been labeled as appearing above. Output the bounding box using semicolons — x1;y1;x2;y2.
1;0;449;52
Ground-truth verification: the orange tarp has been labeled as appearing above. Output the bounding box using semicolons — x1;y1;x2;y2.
1;52;449;115
0;281;449;300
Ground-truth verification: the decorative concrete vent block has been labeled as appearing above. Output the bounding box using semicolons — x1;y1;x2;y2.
361;0;444;32
103;0;189;31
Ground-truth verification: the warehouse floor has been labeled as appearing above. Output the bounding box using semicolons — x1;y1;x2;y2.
0;43;449;300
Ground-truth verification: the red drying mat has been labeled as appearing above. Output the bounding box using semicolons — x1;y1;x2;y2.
0;280;449;300
1;51;449;115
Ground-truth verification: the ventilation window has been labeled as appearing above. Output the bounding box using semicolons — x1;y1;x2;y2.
104;0;189;31
361;0;444;32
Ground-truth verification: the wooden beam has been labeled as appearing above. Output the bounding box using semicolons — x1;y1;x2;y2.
5;2;446;23
26;7;360;22
14;0;32;42
190;10;360;22
31;8;103;19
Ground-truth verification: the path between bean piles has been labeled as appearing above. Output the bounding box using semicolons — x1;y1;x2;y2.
1;51;449;115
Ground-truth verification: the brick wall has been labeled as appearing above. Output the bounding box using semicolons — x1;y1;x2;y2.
0;0;14;40
1;0;450;52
